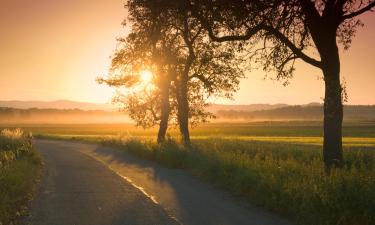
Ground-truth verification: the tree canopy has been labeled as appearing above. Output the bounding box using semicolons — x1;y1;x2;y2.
99;0;245;144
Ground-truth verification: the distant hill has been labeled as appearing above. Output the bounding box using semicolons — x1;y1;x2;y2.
206;103;289;113
0;100;303;112
0;100;114;111
216;105;375;121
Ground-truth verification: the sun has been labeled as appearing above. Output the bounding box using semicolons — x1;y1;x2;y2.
139;70;153;83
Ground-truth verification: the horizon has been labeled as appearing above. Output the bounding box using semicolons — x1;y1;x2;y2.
1;99;375;107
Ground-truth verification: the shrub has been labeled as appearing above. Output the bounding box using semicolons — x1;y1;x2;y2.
0;129;41;225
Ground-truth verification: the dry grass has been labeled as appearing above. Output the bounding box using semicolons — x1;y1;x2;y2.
0;129;42;225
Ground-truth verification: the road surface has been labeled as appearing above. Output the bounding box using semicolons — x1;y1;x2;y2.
25;139;290;225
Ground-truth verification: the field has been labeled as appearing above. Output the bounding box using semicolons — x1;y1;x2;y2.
4;122;375;148
3;121;375;137
3;121;375;225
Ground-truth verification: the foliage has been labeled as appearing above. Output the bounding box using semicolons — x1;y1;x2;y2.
0;129;42;225
0;129;33;166
188;0;375;81
99;0;246;133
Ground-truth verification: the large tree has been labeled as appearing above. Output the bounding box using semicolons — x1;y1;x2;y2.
169;8;245;146
100;0;244;145
187;0;375;170
98;0;177;143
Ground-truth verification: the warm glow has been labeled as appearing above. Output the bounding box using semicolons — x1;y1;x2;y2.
0;1;374;104
139;70;153;84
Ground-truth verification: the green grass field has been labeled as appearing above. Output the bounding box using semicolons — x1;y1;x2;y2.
4;122;375;225
8;122;374;148
3;121;375;138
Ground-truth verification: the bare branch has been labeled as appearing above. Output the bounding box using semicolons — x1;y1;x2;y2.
342;1;375;20
263;26;322;69
190;2;322;69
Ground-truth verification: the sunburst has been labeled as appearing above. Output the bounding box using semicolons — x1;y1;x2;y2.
139;70;153;84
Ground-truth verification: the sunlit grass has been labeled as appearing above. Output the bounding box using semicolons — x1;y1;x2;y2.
35;133;375;148
0;129;42;224
96;137;375;225
4;121;375;137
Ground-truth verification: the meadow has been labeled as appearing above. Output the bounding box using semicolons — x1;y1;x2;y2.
0;129;42;225
4;121;375;225
3;120;375;137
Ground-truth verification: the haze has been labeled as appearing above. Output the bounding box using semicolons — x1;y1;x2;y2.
0;0;374;105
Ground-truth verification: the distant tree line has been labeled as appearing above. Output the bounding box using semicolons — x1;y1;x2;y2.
216;105;375;121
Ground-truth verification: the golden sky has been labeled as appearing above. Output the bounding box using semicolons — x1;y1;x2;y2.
0;0;374;105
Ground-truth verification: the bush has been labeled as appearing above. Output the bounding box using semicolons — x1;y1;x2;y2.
0;129;41;225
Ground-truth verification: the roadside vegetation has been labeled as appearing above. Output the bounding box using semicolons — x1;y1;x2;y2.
0;129;41;225
102;136;375;225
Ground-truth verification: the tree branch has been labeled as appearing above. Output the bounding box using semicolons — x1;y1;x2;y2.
342;1;375;20
190;1;322;69
263;26;322;69
190;74;214;91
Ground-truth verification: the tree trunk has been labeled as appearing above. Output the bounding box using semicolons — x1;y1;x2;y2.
157;75;171;144
177;75;191;146
321;42;343;172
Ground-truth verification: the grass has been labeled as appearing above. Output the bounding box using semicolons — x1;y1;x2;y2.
98;137;375;225
4;121;375;137
10;122;375;225
0;129;42;225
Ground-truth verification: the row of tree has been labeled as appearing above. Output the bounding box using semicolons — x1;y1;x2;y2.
99;0;375;170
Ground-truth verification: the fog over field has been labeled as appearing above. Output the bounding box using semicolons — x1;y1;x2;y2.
1;100;374;124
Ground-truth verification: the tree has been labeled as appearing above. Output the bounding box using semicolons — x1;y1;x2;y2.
98;0;176;143
100;0;245;146
187;0;375;170
168;10;245;146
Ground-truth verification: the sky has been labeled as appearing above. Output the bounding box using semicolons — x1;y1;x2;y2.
0;0;374;105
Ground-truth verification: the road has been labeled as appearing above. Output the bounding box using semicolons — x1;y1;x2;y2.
25;139;290;225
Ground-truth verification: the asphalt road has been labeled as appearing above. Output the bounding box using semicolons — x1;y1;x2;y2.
25;140;290;225
24;140;178;225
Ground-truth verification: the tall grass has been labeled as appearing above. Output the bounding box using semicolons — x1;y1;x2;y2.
102;136;375;225
0;129;41;225
0;129;33;166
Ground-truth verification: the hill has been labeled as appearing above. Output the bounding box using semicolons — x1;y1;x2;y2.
206;103;289;113
0;100;114;111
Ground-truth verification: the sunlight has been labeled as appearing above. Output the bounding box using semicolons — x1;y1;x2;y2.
139;70;153;84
